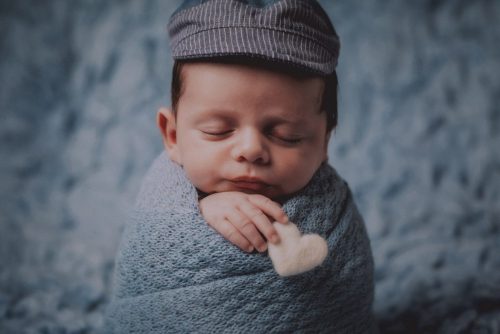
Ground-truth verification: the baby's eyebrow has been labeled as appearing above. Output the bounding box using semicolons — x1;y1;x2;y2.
192;109;236;123
263;115;305;127
196;107;237;117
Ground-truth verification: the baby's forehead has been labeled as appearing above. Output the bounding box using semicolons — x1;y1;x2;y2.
176;63;326;125
180;61;325;102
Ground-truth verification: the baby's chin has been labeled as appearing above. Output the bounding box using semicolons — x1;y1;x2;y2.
200;183;301;203
202;187;278;198
229;188;283;199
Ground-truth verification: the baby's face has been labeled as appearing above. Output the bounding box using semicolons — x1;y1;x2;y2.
160;62;330;200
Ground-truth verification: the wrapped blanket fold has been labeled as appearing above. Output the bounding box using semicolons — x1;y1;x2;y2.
104;152;376;333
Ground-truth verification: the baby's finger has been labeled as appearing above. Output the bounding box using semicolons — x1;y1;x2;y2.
248;194;288;224
226;209;268;253
238;201;280;247
210;218;254;253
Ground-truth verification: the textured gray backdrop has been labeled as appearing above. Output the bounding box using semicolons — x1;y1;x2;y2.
1;1;499;333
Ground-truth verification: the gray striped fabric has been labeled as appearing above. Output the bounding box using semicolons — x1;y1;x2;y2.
167;0;340;75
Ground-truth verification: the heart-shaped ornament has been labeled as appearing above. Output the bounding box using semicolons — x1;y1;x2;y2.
268;222;328;277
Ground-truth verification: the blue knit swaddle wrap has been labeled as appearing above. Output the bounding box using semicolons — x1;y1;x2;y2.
104;152;376;333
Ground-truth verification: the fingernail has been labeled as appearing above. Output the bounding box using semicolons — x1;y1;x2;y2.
247;246;254;252
258;244;267;252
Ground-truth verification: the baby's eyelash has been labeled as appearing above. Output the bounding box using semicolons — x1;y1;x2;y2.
281;137;302;144
269;133;303;144
201;129;233;136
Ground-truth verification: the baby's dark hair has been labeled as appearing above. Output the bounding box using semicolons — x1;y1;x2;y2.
171;56;338;132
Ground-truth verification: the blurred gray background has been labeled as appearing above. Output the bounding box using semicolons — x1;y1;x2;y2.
1;0;499;333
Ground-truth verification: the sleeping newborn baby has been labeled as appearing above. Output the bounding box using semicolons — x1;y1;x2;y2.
104;1;376;333
166;59;330;276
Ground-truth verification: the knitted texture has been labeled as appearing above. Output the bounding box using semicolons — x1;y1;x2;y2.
104;152;376;333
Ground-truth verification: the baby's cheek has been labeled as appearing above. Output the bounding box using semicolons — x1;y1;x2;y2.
184;165;216;193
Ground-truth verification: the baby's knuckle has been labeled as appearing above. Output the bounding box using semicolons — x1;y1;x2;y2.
226;229;238;241
240;219;254;230
255;194;269;204
249;209;264;219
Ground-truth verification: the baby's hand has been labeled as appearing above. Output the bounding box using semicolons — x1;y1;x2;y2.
199;192;289;253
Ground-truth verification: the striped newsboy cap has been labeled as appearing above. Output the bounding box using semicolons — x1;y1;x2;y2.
167;0;340;75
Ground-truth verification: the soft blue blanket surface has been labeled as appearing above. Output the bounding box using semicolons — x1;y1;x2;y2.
104;152;376;333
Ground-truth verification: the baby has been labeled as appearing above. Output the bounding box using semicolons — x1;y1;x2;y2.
105;1;376;333
157;57;331;254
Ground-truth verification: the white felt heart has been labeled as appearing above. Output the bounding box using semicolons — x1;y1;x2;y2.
268;221;328;277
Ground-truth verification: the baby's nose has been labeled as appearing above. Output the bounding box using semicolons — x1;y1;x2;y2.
231;129;270;164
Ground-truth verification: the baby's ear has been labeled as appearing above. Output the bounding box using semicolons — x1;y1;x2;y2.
157;107;181;164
